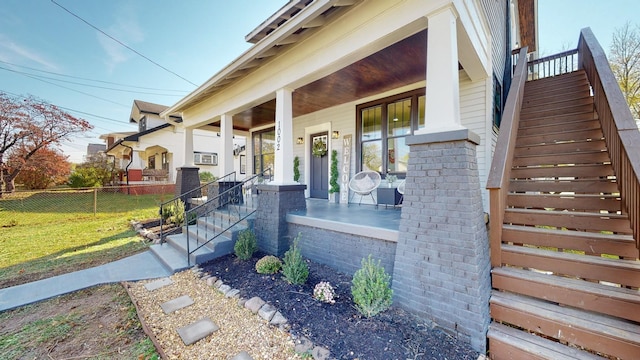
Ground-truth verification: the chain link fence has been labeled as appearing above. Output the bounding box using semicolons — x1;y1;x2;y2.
0;184;175;217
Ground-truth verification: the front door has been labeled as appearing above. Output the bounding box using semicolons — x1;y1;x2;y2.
309;132;328;199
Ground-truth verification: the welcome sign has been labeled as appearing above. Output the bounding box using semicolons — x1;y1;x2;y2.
340;134;352;203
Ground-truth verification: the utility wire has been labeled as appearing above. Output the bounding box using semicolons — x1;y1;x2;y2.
4;67;128;108
0;59;189;93
0;66;185;96
51;0;198;87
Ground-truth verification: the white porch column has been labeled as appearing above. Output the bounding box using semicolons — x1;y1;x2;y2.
182;126;194;166
273;87;295;184
220;113;234;176
417;5;465;134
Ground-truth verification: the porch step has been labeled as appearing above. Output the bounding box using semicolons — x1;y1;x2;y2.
166;231;235;266
506;193;621;212
510;163;614;179
522;87;592;108
500;244;640;288
508;177;619;193
515;128;604;146
502;224;636;258
492;267;640;323
520;102;594;121
518;116;600;136
503;208;631;234
514;138;607;156
523;71;589;92
521;95;594;114
490;291;640;360
512;150;611;167
487;322;603;360
149;243;191;273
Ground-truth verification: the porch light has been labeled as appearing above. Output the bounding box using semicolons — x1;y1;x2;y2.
296;137;304;144
332;131;340;139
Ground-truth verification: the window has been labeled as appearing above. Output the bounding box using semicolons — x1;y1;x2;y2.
147;155;156;169
493;74;503;129
161;152;169;171
194;152;218;165
357;89;425;176
253;128;275;174
139;116;147;132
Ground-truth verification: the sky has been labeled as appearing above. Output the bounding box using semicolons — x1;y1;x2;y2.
0;0;639;163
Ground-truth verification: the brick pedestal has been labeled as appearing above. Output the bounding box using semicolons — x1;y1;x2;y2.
175;167;201;207
254;184;306;256
392;129;490;353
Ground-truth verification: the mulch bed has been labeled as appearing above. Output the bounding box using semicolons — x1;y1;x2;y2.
201;253;479;360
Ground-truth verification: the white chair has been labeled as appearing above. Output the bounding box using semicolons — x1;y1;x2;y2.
396;179;405;205
348;170;381;205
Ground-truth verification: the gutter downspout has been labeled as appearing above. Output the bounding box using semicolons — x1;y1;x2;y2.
120;143;134;195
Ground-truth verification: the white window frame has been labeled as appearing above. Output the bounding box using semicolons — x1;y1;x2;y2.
194;152;218;165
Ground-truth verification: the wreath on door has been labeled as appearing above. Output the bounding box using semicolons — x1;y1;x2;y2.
312;138;327;157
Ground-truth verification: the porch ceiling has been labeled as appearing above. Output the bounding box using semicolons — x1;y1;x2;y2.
216;30;427;131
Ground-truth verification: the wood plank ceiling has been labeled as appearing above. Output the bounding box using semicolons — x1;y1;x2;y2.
224;30;428;131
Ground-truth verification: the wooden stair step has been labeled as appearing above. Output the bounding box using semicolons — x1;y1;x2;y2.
516;129;604;146
487;322;604;360
490;290;640;360
521;96;594;114
501;224;637;258
509;178;619;193
504;208;631;234
518;118;600;137
522;88;592;108
512;150;611;167
515;139;607;156
518;110;597;127
521;104;595;120
500;244;640;287
507;193;621;212
492;267;640;323
524;71;589;91
510;163;614;179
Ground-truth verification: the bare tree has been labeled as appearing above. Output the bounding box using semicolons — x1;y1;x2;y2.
0;92;92;194
610;22;640;119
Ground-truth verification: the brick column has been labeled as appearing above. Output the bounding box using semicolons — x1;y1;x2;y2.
392;129;490;353
254;184;306;256
174;167;201;207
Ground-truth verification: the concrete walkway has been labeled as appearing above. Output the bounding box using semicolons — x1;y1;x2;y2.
0;250;171;312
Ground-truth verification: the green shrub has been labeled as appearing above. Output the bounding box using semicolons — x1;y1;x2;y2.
255;255;282;274
161;200;186;225
282;233;309;285
234;229;257;260
199;171;216;183
293;156;301;182
351;255;393;317
329;150;339;194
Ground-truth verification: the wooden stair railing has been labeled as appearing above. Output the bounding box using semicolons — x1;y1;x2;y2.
578;27;640;250
487;46;529;268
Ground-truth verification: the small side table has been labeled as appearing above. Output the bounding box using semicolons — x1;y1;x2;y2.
377;187;402;208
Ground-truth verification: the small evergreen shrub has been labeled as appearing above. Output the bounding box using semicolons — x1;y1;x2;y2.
255;255;282;274
161;200;185;225
282;233;309;285
293;156;301;182
234;229;257;260
199;171;216;183
351;255;393;317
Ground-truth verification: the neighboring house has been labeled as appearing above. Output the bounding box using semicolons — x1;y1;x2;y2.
85;143;106;162
151;0;640;357
102;100;247;184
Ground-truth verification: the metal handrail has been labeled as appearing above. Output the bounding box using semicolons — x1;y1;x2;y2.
159;171;236;242
185;168;272;265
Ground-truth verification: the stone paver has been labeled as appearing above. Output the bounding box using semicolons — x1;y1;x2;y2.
176;317;219;346
160;295;194;314
144;277;174;291
231;351;254;360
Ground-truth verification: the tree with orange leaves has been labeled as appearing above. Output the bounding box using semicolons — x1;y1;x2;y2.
0;92;92;194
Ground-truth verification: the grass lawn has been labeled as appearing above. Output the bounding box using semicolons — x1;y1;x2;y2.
0;190;170;288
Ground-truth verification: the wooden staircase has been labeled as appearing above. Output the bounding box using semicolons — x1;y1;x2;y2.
487;70;640;359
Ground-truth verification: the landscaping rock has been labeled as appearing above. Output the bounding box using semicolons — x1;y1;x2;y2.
214;279;223;288
226;289;240;298
312;346;331;360
206;276;218;286
244;297;265;314
269;311;287;326
258;303;277;322
295;336;313;353
231;351;254;360
237;297;247;308
218;284;231;295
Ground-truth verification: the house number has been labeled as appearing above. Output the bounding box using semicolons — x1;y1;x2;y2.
276;122;281;151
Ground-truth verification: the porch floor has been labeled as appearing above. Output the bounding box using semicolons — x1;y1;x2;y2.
287;199;401;242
